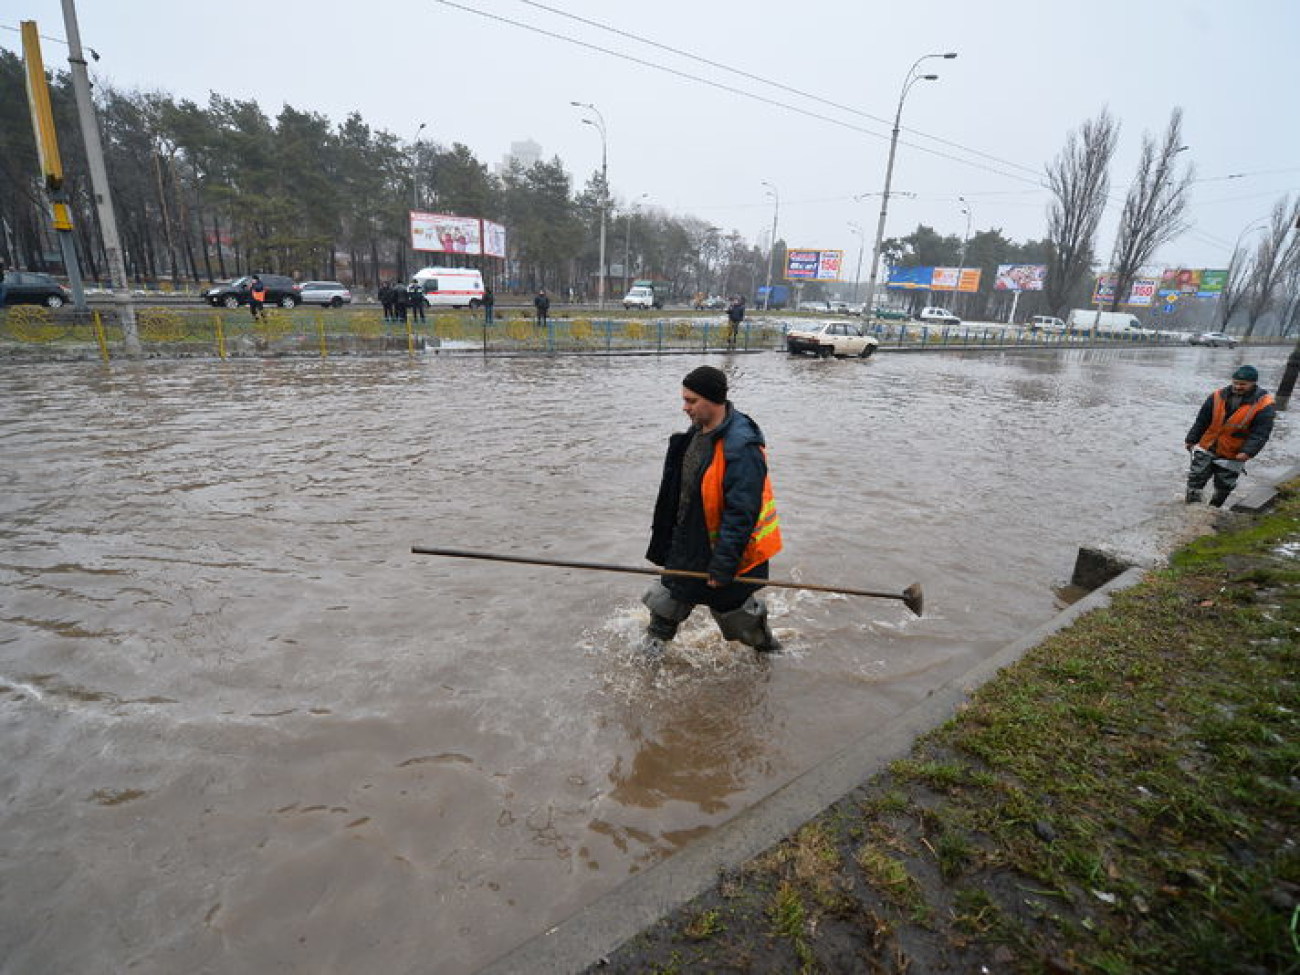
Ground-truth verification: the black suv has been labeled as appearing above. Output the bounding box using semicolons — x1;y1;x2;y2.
204;274;301;308
2;271;72;308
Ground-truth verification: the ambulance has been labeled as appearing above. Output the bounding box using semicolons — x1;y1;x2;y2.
412;267;486;309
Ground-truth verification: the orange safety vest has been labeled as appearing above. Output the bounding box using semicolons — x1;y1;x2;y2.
1197;388;1274;458
251;284;267;301
699;440;782;575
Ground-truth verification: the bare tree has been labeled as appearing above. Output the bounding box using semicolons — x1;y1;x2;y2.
1242;195;1300;338
1044;109;1117;319
1108;108;1194;312
1218;238;1256;330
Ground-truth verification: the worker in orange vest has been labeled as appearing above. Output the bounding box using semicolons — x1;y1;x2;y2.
643;365;783;656
1184;364;1276;507
247;274;267;321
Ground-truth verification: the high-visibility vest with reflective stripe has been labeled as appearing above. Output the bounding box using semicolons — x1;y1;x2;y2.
1198;389;1274;458
700;439;782;575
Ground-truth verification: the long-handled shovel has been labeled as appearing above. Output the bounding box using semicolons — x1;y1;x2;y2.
411;545;923;617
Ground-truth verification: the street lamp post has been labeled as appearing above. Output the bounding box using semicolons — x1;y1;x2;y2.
848;222;865;303
410;122;426;210
864;52;956;318
623;192;648;294
957;196;972;314
761;181;779;310
571;101;608;309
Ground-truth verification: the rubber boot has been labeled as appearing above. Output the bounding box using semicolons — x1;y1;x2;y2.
711;597;782;654
1209;489;1232;509
1184;488;1203;504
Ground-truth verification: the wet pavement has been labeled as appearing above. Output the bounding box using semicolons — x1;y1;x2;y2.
1;346;1296;973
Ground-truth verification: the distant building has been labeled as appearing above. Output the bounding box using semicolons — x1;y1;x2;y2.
496;138;542;175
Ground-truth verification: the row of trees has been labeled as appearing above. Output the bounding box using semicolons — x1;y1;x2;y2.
2;48;1295;332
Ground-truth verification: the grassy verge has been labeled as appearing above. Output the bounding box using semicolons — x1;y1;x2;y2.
595;482;1300;974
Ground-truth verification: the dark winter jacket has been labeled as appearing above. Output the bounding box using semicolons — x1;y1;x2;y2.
646;404;771;590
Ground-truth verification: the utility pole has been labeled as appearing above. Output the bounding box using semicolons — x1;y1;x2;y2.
60;0;139;354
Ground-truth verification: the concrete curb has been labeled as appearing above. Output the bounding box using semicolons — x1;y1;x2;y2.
476;567;1149;974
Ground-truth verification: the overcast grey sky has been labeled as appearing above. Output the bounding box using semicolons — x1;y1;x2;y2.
5;0;1298;276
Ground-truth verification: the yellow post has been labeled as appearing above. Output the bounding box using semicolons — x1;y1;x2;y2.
92;310;109;362
214;314;226;359
317;314;328;357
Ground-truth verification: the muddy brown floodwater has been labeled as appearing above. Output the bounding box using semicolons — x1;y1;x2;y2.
1;346;1295;973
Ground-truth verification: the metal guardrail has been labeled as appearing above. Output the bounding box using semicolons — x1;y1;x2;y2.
0;305;1245;360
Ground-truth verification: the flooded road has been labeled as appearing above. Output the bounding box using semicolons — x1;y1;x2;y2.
2;346;1296;973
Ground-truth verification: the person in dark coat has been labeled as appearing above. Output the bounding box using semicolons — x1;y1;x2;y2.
533;290;550;328
483;287;495;325
391;280;408;324
642;366;783;657
379;281;394;322
407;280;426;322
1184;364;1276;507
725;295;746;349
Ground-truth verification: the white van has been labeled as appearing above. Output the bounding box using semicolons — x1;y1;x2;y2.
412;266;486;309
1067;309;1144;333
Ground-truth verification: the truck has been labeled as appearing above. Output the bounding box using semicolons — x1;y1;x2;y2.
412;266;486;309
1068;308;1145;333
622;279;669;310
756;284;790;309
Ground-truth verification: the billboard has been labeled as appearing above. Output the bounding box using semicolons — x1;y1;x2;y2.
1092;273;1118;305
411;211;511;257
1125;276;1159;306
482;219;507;259
886;265;980;292
1157;267;1229;299
785;249;843;281
994;264;1047;292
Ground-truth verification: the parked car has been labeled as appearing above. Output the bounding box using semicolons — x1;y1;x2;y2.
916;306;961;326
786;321;879;358
871;306;910;321
1027;315;1067;332
1189;331;1237;348
1;271;72;308
204;274;301;308
800;300;831;314
299;281;352;307
828;300;852;314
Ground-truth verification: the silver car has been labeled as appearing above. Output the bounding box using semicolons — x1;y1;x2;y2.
299;281;352;307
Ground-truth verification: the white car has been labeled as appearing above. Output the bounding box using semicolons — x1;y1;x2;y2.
917;305;961;326
786;321;879;358
299;281;352;307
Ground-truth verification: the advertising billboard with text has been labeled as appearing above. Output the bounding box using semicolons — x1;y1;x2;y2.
994;264;1047;292
785;249;843;281
411;212;492;255
886;265;980;292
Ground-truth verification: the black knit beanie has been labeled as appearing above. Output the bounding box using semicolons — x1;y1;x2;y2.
683;366;728;404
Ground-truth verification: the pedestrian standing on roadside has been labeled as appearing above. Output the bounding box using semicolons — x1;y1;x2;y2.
379;281;394;322
1184;364;1276;508
534;290;550;329
407;279;426;323
725;295;746;349
483;287;495;325
391;280;408;325
247;274;266;321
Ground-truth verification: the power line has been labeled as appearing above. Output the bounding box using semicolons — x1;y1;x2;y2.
512;0;1047;181
435;0;1046;188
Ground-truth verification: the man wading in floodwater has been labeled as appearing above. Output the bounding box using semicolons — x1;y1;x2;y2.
1184;364;1276;508
642;365;783;656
